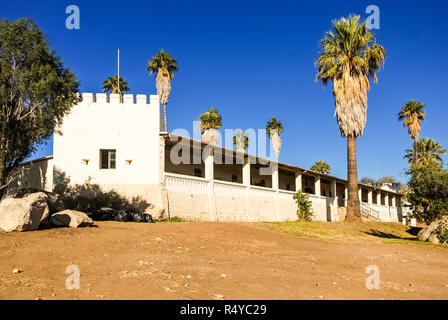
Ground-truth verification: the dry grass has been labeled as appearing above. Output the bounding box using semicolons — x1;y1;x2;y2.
252;220;447;247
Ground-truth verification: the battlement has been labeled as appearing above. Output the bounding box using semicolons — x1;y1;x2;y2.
80;93;159;105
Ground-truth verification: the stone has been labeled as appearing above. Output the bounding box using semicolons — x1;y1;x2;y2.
12;268;22;274
0;192;49;232
417;220;439;241
50;210;93;228
417;216;448;244
429;233;440;244
46;193;66;214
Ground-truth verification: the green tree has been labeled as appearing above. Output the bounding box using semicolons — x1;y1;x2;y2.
378;176;397;184
407;163;448;223
147;50;178;132
102;75;130;96
315;15;386;219
233;130;249;152
199;108;222;145
311;160;332;175
360;177;376;185
398;100;425;160
293;191;313;221
266;117;283;160
404;138;446;167
0;18;79;191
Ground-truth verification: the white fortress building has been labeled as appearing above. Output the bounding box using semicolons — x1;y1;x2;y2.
12;92;405;222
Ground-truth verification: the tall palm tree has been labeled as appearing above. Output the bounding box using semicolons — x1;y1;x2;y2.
102;75;130;97
233;130;249;153
398;100;425;160
315;15;386;219
148;50;179;132
266;117;283;160
311;160;332;175
199;108;222;145
404;138;446;167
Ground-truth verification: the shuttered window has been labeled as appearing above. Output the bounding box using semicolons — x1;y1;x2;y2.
100;149;116;169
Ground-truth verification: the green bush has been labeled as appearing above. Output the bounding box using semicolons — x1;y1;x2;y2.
407;163;448;223
436;220;448;244
293;191;313;221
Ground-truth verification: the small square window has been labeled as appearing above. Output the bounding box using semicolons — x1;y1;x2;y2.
100;149;116;169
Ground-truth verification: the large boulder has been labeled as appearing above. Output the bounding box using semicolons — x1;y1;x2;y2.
0;192;49;232
50;210;93;228
417;216;448;244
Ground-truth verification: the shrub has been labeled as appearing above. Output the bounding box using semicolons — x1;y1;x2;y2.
436;219;448;244
407;163;448;223
293;191;313;221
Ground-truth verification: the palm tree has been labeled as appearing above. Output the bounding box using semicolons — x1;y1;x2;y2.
311;160;332;175
148;49;179;132
199;108;222;145
315;15;386;219
102;75;130;97
398;100;425;160
266;117;283;160
233;130;249;153
404;138;446;167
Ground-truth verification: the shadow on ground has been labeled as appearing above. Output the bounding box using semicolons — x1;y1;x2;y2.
364;228;421;241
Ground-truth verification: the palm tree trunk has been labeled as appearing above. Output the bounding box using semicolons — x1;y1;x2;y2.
346;135;361;219
414;137;418;162
163;103;168;132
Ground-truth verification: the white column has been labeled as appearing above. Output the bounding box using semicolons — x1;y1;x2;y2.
272;162;279;190
358;188;362;203
315;176;321;196
204;147;214;180
243;156;251;186
344;185;348;206
377;192;382;206
385;194;389;207
295;172;302;193
368;190;373;204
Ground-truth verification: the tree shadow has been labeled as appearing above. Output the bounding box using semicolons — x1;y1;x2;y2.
53;167;152;215
364;229;417;241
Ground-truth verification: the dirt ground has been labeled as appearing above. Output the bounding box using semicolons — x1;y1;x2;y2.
1;221;447;300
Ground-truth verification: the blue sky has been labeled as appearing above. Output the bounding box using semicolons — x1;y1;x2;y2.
3;0;447;183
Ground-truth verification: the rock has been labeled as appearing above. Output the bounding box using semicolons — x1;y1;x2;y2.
132;212;146;223
417;220;439;241
212;294;225;300
46;193;65;214
113;210;132;222
50;210;93;228
12;268;22;274
220;273;227;278
417;216;448;244
429;233;440;244
144;214;154;223
145;206;165;220
0;192;49;232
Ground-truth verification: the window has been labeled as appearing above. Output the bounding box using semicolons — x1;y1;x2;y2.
100;149;116;169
